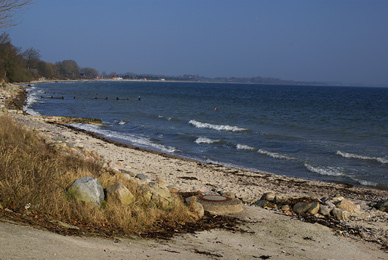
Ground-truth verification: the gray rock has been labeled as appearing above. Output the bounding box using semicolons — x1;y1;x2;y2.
149;183;171;199
260;192;276;202
336;199;359;212
293;202;311;215
67;177;104;207
319;205;332;216
254;200;270;208
307;202;320;215
332;208;350;220
135;173;149;181
105;182;135;205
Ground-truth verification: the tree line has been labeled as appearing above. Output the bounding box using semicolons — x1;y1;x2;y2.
0;32;99;82
0;0;100;82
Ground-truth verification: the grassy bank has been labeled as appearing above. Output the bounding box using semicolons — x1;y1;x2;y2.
0;115;199;237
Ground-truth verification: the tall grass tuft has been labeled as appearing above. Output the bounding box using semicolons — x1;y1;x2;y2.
0;115;198;235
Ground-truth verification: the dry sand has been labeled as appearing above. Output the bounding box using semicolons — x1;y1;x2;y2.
0;113;386;259
1;205;387;260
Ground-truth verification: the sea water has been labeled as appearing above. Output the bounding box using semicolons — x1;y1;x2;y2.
25;81;388;189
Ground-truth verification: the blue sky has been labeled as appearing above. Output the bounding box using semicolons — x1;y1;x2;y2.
5;0;388;86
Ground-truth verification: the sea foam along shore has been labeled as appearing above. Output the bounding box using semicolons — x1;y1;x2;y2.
2;83;388;258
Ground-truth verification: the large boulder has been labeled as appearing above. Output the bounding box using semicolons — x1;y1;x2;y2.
149;183;171;199
336;199;359;212
67;177;104;207
292;202;312;215
293;201;320;215
105;182;135;205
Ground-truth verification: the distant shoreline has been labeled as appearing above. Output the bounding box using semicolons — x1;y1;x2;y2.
30;78;333;87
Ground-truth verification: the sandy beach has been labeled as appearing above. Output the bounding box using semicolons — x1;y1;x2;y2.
1;84;388;259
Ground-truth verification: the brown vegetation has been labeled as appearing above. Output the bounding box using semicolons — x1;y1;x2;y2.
0;115;203;237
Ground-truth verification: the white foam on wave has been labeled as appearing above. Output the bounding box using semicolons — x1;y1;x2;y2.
189;120;247;132
118;120;127;125
236;144;255;150
304;163;345;177
258;149;296;160
352;178;378;187
158;115;179;121
336;150;388;164
195;137;220;144
23;87;42;116
71;123;178;154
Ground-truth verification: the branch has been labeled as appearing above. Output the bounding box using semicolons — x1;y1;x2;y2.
0;0;33;28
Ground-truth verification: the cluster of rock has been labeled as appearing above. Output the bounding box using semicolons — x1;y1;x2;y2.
67;174;174;208
37;115;103;125
0;83;25;114
253;192;361;220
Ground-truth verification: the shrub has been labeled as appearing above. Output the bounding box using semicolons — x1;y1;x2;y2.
0;115;197;235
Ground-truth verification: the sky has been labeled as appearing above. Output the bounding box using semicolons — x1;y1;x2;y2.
5;0;388;86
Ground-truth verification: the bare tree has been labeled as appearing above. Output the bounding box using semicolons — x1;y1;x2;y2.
22;47;40;69
0;0;33;28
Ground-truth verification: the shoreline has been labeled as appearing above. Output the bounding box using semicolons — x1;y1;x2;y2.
9;113;388;248
2;82;388;258
24;80;388;192
53;123;388;201
3;82;388;200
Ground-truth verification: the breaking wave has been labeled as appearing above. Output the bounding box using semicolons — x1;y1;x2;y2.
336;151;388;164
195;137;220;144
71;124;178;154
236;144;256;150
189;120;248;132
23;87;42;116
304;163;345;177
352;178;378;187
258;149;296;160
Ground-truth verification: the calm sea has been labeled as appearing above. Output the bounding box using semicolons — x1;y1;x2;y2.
25;81;388;189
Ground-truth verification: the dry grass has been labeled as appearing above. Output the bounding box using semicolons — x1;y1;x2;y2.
0;115;198;236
